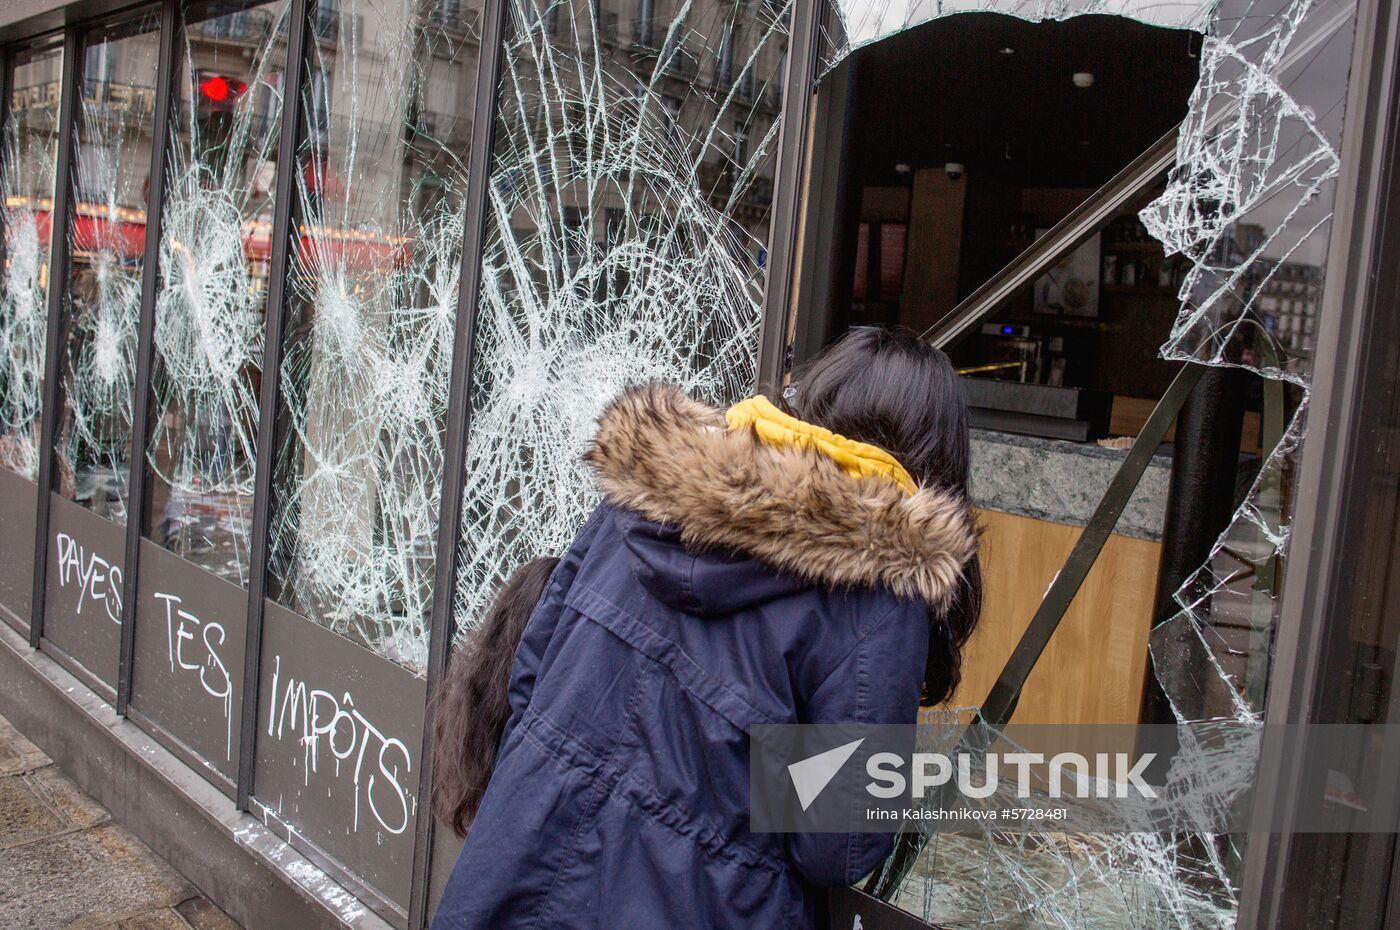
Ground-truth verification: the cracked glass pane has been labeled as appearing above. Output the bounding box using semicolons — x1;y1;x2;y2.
1;40;63;481
267;0;483;671
143;0;290;585
819;0;1211;72
827;0;1358;924
452;0;790;628
54;12;163;526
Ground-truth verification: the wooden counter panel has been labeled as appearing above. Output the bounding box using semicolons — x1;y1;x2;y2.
942;508;1160;725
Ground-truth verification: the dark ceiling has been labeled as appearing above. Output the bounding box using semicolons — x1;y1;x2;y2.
844;13;1204;190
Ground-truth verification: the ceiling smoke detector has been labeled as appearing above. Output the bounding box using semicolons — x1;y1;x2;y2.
1072;71;1095;88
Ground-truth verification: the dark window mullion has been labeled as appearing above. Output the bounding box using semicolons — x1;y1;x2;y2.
28;26;83;649
406;0;512;923
235;0;314;811
755;0;821;390
116;0;181;715
0;47;12;319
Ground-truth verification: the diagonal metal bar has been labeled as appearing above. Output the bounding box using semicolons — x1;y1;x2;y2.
921;127;1178;347
116;0;180;715
28;26;81;649
979;361;1209;726
920;2;1356;351
867;360;1210;899
406;0;512;924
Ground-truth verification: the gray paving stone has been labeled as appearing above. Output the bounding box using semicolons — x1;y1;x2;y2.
0;714;49;776
0;772;71;849
101;906;192;929
26;765;110;831
0;713;245;930
173;896;245;930
0;824;196;930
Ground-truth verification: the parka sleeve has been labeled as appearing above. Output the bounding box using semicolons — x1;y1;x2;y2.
499;506;609;750
785;600;928;888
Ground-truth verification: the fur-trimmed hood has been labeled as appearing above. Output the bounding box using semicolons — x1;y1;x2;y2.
585;383;978;609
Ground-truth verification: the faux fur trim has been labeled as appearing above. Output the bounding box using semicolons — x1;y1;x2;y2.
585;383;978;609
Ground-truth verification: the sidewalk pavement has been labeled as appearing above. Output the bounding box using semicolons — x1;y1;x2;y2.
0;712;245;930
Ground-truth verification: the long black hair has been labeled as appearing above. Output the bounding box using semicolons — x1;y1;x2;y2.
785;325;981;704
432;556;560;837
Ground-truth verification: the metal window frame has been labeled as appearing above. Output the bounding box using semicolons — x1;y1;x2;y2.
114;0;179;714
0;48;11;317
235;0;313;810
1238;0;1400;923
27;24;81;650
753;0;821;390
406;0;510;923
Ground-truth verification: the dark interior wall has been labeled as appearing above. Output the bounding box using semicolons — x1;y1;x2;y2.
808;11;1202;402
843;12;1202;190
957;173;1020;303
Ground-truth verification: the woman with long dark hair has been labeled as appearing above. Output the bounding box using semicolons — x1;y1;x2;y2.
432;326;981;929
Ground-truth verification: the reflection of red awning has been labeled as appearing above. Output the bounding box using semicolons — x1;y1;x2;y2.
32;209;53;249
295;234;409;273
15;208;412;272
71;215;148;258
303;158;346;198
20;208;144;259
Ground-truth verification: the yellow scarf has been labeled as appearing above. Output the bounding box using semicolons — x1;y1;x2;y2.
725;395;917;496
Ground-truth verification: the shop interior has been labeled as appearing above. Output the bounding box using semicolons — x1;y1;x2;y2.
798;12;1219;445
790;13;1269;726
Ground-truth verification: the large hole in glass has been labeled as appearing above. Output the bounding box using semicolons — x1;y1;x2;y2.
797;0;1355;924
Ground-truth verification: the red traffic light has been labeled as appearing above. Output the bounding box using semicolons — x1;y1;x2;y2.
198;74;248;102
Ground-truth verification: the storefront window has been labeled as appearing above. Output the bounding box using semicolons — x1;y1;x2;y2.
41;10;161;693
797;0;1361;925
54;13;163;526
266;0;480;672
144;0;290;586
0;40;63;627
452;0;790;625
124;0;292;794
0;0;1388;922
1;41;62;482
251;1;484;914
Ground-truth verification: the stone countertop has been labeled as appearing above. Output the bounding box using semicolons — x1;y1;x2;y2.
969;429;1173;541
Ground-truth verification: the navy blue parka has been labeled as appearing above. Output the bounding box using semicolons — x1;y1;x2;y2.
432;384;976;930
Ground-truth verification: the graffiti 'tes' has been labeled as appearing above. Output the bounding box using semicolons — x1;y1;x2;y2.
153;591;234;760
266;656;414;836
54;532;122;623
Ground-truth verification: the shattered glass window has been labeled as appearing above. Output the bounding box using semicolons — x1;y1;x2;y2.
267;0;482;671
1139;0;1355;735
807;0;1362;925
143;0;290;585
0;41;63;481
54;12;163;525
452;0;790;627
